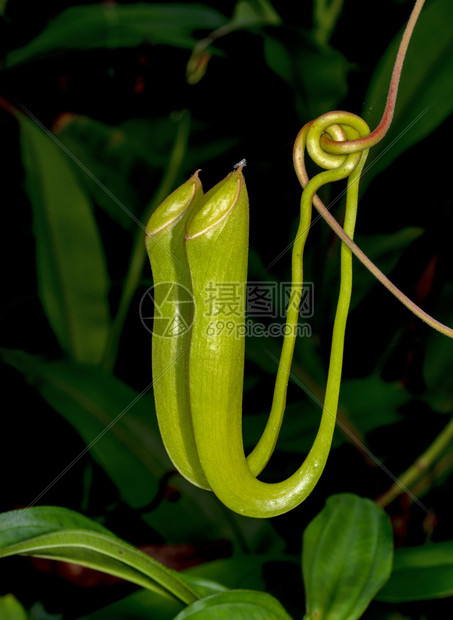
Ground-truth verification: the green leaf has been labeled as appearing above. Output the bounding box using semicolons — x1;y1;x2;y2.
81;573;227;620
313;0;344;46
0;596;58;620
187;554;297;592
264;31;349;118
186;0;281;83
173;590;292;619
0;0;8;18
303;493;393;620
232;0;281;29
0;348;168;509
81;589;183;620
0;348;285;551
377;541;453;602
0;594;28;620
5;4;227;68
339;376;407;436
0;506;198;606
55;114;238;230
362;0;453;189
28;603;61;620
54;114;153;231
18;112;110;365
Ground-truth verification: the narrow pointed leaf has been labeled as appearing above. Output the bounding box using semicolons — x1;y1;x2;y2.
377;541;453;602
0;348;168;509
0;507;198;605
0;348;283;551
18;112;110;364
303;493;393;620
5;4;227;67
81;573;228;620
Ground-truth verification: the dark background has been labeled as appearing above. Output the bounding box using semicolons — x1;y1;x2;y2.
1;1;452;618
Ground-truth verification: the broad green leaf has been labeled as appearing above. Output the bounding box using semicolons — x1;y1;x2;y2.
5;4;227;68
377;541;453;602
0;505;111;545
0;507;198;606
0;594;28;620
0;348;168;509
303;493;393;620
174;590;292;619
18;112;110;364
362;0;453;189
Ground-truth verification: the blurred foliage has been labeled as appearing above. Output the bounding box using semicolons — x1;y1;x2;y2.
1;0;453;618
0;594;60;620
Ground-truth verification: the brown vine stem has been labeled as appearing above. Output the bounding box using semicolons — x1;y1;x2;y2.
294;131;453;338
321;0;426;154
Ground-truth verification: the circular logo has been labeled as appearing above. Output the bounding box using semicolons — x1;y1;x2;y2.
139;282;195;338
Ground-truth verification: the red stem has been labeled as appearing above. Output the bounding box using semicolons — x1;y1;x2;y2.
321;0;426;154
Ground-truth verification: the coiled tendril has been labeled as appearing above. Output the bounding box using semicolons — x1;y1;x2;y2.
292;0;453;340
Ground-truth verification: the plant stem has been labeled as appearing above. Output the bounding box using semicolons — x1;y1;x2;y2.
376;415;453;508
291;0;453;338
410;449;453;502
102;110;191;373
321;0;426;154
294;124;453;338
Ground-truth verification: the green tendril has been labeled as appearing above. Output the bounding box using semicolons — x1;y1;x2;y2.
293;0;452;339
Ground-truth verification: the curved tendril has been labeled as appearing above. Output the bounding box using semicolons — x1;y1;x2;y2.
246;119;358;477
293;121;453;339
292;0;453;340
321;0;426;154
